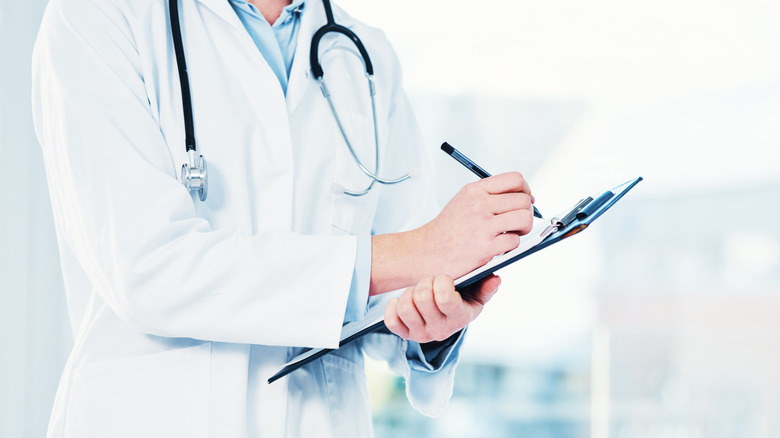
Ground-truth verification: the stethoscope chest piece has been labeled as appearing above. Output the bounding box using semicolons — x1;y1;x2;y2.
170;0;207;202
182;149;208;201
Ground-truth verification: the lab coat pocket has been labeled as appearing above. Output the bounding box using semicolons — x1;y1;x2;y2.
65;343;212;438
331;111;381;236
285;345;371;438
321;347;373;437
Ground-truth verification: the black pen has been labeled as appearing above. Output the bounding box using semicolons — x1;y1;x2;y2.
441;142;543;219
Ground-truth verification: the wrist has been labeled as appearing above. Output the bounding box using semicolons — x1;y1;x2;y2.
369;227;433;295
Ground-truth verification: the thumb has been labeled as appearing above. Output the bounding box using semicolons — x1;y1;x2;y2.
460;274;501;306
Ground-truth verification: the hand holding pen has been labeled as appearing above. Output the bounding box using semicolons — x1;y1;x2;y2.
441;142;543;219
372;142;537;289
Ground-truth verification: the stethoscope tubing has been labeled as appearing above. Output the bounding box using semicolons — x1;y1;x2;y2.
313;0;371;77
319;78;411;186
170;0;410;200
169;0;197;153
310;0;409;195
310;24;373;79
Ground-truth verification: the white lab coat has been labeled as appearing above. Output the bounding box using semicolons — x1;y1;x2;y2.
32;0;463;436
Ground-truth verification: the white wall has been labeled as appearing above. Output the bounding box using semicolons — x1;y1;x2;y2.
0;2;72;437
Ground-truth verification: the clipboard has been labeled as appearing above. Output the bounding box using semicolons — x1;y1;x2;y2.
268;176;643;383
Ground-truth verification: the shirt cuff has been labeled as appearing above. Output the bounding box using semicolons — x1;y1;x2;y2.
405;329;466;372
343;235;371;323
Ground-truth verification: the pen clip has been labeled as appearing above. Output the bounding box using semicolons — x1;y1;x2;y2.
538;197;593;240
539;219;561;240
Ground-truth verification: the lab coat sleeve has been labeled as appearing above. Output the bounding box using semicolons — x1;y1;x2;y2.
362;294;467;417
31;0;354;348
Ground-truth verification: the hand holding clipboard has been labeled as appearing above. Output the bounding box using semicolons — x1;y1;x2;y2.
268;144;643;383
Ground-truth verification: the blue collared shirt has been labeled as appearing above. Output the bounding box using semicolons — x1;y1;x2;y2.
228;0;305;95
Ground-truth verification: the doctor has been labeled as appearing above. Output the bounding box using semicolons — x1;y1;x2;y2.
32;0;536;436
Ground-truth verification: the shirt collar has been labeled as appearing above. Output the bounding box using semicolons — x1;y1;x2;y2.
228;0;305;20
287;0;305;14
279;1;305;25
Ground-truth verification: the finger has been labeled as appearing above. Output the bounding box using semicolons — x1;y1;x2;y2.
396;287;426;336
384;298;410;339
457;274;502;306
489;192;532;215
492;232;521;254
471;274;501;306
492;209;534;235
482;172;532;196
433;276;465;318
413;276;447;327
421;275;455;339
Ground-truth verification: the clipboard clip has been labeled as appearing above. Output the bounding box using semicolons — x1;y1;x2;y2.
539;196;593;240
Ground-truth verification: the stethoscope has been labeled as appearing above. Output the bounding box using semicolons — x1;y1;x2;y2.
169;0;411;201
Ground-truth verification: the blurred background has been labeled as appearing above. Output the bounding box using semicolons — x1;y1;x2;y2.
2;0;779;437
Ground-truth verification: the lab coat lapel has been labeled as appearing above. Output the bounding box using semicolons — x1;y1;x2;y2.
287;0;339;115
192;0;288;108
192;0;245;31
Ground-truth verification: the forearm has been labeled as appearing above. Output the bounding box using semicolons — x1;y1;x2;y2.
369;174;534;296
370;229;429;295
369;221;468;296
